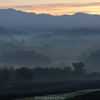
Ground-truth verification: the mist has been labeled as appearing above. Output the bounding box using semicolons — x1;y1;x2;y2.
0;24;100;72
1;8;100;100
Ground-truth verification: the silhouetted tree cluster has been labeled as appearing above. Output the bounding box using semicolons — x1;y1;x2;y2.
0;62;99;83
0;68;12;82
73;62;86;81
16;67;34;80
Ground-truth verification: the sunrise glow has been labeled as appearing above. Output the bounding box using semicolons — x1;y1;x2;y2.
0;1;100;15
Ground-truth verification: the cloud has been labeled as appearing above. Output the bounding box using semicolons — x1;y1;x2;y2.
1;2;100;15
13;2;100;9
42;2;100;8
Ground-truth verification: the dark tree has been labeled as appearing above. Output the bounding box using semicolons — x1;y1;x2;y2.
0;68;12;82
73;62;86;81
16;67;34;81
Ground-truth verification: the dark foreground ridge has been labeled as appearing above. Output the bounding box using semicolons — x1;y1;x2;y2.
0;81;100;100
66;91;100;100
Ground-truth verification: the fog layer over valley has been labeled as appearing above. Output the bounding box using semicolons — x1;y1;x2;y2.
0;26;100;72
0;8;100;72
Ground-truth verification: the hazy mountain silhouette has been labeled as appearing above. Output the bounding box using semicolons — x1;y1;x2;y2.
68;28;100;38
0;26;32;40
0;26;13;41
0;8;100;69
0;8;100;30
84;49;100;72
0;50;51;66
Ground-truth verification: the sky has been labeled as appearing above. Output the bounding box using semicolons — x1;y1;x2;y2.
0;0;100;15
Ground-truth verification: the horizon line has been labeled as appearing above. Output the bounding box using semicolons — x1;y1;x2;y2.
0;8;100;16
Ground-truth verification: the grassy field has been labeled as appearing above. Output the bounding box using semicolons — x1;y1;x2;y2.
14;89;100;100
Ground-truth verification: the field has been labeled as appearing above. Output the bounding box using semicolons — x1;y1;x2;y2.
14;89;100;100
1;81;100;100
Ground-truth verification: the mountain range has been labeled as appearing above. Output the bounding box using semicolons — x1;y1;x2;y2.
0;8;100;70
0;26;33;41
0;8;100;30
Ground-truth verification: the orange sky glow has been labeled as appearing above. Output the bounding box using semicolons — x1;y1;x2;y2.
0;1;100;15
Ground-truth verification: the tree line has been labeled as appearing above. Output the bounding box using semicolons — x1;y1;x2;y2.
0;62;100;83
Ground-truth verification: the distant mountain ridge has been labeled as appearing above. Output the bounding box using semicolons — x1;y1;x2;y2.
0;8;91;16
0;26;32;41
0;8;100;30
0;50;51;66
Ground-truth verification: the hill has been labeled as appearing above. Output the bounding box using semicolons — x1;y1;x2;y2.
14;89;100;100
0;26;32;41
84;49;100;72
66;89;100;100
0;8;100;30
0;50;51;66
